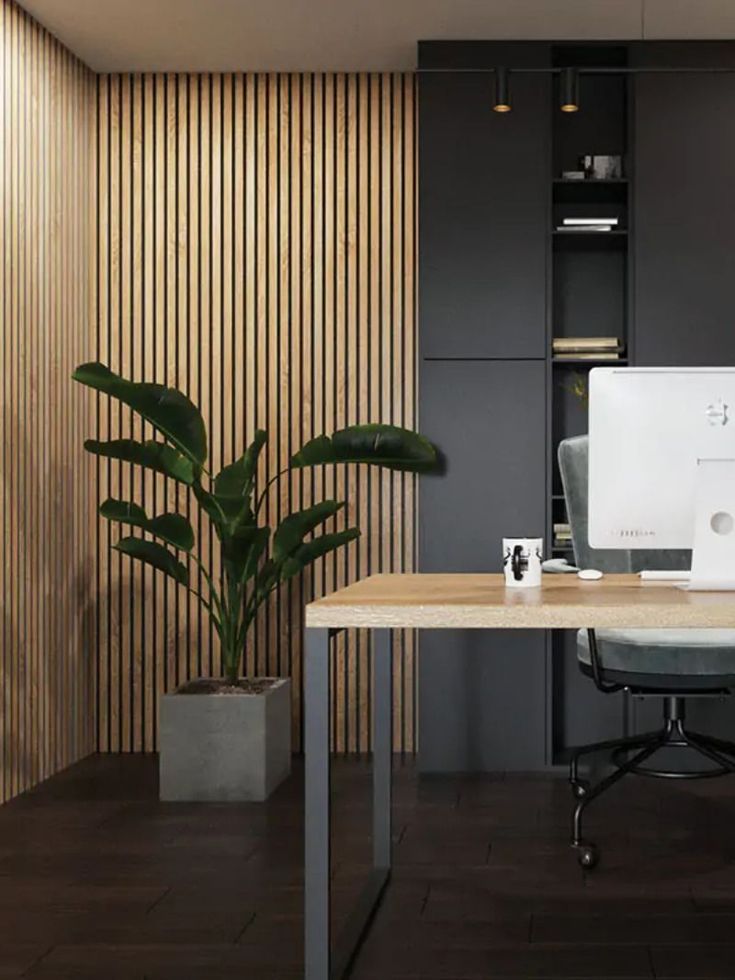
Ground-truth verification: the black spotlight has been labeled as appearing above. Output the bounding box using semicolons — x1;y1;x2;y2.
560;67;580;113
493;67;511;113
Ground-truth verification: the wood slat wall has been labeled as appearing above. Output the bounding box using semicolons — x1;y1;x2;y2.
94;72;417;754
0;0;95;803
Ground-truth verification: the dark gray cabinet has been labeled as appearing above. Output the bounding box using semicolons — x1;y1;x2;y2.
419;69;550;359
634;54;735;365
418;360;547;771
420;360;546;572
418;39;735;772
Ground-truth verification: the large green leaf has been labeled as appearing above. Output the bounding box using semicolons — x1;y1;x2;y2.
192;482;226;529
100;498;194;551
273;500;344;562
255;557;279;595
113;536;189;586
100;498;147;524
281;528;360;580
214;430;267;502
73;362;207;467
290;424;438;473
84;438;195;484
211;431;267;532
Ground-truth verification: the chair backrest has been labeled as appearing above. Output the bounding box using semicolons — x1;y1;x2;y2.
557;435;691;574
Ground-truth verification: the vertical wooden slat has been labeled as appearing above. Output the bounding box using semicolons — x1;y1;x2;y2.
277;73;290;686
198;73;212;679
288;73;302;746
131;73;143;753
1;0;7;802
186;73;199;684
142;72;155;750
265;73;279;681
404;75;417;752
165;73;179;695
333;73;346;752
243;73;257;680
345;74;358;753
97;74;110;753
152;73;166;746
108;71;122;752
175;73;188;692
356;73;370;754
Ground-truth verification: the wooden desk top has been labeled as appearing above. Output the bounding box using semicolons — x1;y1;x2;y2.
305;573;735;630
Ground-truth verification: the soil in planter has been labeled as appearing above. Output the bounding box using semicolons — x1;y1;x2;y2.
178;678;279;696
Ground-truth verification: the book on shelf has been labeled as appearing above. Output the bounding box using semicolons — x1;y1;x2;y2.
552;337;624;357
562;217;619;227
554;336;620;349
555;224;613;232
554;336;620;348
554;352;622;361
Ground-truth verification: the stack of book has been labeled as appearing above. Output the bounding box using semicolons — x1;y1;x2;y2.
555;216;620;233
554;522;572;549
552;337;624;361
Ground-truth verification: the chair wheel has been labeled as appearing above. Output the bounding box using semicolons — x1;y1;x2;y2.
571;780;590;799
576;843;599;869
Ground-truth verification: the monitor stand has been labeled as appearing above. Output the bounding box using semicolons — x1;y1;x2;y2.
681;457;735;591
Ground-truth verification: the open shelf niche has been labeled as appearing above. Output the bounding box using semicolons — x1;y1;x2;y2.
548;44;632;762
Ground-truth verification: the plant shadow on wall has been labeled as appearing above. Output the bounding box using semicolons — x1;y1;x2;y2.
73;363;440;801
0;408;95;798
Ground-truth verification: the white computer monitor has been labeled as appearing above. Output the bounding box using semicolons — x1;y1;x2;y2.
588;367;735;590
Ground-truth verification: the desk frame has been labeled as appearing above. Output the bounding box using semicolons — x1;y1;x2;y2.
305;627;392;980
303;573;735;979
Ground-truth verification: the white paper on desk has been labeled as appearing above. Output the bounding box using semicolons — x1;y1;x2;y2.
639;570;691;581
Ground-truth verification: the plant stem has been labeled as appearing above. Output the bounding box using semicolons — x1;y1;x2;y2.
224;658;239;685
217;563;247;683
254;467;290;516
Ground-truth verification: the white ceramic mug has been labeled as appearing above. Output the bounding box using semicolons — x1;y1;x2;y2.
503;537;543;588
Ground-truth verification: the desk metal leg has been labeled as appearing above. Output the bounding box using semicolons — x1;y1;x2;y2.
305;627;331;980
372;629;393;870
304;627;393;980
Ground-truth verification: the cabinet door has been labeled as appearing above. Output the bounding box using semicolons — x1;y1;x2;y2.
634;66;735;365
418;360;547;771
419;72;550;359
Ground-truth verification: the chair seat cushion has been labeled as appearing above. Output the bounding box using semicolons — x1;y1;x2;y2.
577;629;735;677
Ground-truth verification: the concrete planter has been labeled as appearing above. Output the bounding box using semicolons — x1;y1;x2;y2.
159;677;291;802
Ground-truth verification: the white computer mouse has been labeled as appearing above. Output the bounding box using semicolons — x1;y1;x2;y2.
577;568;603;581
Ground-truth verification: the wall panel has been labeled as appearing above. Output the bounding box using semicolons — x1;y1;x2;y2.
0;0;95;803
95;72;417;753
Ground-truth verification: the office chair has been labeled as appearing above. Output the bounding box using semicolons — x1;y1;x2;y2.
558;435;735;869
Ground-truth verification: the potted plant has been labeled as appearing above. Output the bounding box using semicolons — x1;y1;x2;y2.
73;362;439;801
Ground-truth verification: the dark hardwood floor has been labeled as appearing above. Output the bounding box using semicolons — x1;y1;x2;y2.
3;755;735;977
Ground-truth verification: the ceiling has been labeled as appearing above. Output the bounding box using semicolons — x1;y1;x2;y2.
19;0;735;73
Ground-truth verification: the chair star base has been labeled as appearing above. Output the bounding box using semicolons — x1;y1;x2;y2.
569;689;735;869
